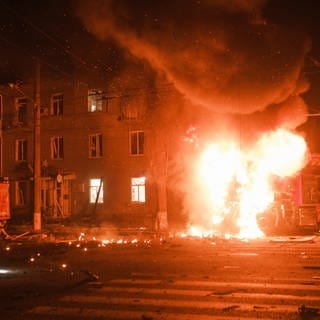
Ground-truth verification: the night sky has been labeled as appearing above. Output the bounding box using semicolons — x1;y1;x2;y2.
1;0;320;135
0;0;127;83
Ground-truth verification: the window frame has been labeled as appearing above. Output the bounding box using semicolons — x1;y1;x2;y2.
89;178;104;204
51;93;64;116
131;176;146;203
121;97;138;119
51;136;64;160
0;94;2;121
15;138;28;162
88;89;103;112
15;97;28;123
89;133;103;158
15;181;27;206
130;131;144;156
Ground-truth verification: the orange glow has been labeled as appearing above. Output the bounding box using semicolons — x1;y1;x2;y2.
188;128;308;239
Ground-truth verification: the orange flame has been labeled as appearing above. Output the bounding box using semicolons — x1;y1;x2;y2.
189;128;308;239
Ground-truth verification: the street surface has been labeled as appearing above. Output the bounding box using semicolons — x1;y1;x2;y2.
1;233;320;320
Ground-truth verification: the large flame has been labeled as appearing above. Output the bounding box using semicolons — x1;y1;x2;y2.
189;128;308;239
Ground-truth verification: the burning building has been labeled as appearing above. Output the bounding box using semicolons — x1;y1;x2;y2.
0;0;319;237
72;0;318;237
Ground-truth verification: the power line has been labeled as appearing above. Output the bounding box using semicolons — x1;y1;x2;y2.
0;33;179;102
0;33;77;80
0;0;120;77
0;0;90;70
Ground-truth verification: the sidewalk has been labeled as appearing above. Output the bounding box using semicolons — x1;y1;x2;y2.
4;220;157;243
3;219;320;244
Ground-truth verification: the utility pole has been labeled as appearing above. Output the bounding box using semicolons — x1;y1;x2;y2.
33;60;41;231
0;93;2;177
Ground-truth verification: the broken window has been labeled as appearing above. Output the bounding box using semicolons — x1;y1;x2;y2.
89;133;103;158
89;178;104;203
130;131;144;155
51;93;64;115
15;139;27;161
51;136;64;160
15;181;27;206
88;89;103;112
131;177;146;203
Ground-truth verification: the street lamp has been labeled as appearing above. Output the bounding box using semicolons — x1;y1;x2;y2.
9;61;41;231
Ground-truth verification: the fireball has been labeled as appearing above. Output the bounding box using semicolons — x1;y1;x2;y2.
189;128;308;239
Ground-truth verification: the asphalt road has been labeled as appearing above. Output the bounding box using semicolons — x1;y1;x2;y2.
1;234;320;319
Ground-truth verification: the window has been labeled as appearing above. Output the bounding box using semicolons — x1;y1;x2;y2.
16;98;27;123
88;89;103;112
89;133;103;158
15;139;27;161
89;178;103;203
121;97;138;119
0;94;2;120
130;131;144;155
131;177;146;203
51;136;64;159
51;93;63;115
15;181;27;206
123;105;138;119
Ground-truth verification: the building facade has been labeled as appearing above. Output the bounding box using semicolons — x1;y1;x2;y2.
0;76;171;229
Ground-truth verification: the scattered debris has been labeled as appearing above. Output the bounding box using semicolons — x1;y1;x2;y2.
81;270;100;282
298;282;316;286
208;290;233;296
222;305;239;311
9;231;31;240
303;266;320;270
298;304;320;319
269;236;316;243
0;228;11;239
230;252;259;256
141;315;154;320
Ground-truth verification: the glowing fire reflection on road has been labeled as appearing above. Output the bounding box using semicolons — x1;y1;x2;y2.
188;128;308;239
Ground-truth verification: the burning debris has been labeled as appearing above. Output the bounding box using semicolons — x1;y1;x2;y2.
182;127;309;238
0;230;163;291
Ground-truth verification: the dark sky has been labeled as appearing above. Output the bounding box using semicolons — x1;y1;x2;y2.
0;0;128;84
1;0;320;111
264;0;320;106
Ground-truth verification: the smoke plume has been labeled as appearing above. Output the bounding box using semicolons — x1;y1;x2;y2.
76;0;310;123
